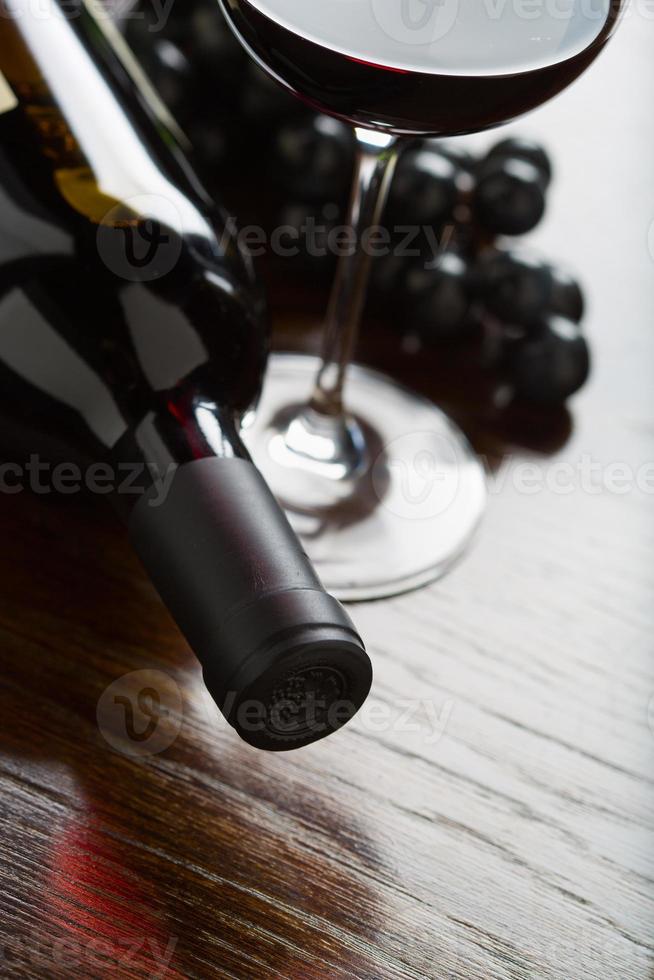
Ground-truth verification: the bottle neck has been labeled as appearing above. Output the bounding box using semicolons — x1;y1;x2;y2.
127;449;372;751
108;385;253;520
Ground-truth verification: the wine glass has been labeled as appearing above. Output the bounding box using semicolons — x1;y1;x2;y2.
220;0;622;600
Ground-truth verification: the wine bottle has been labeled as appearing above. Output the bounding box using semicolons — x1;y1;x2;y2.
0;0;372;750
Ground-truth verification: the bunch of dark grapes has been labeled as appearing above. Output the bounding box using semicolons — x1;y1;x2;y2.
372;137;589;407
122;0;589;407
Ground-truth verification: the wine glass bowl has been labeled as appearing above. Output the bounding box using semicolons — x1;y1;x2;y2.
221;0;621;135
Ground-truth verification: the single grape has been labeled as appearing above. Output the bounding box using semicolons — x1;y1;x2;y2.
401;251;473;343
505;315;590;403
424;140;477;174
473;158;546;236
369;252;410;311
474;249;553;327
386;146;461;229
482;137;553;188
272;115;354;202
549;266;585;322
149;40;194;117
123;24;194;115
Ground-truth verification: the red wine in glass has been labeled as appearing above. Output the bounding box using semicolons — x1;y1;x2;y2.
223;0;622;134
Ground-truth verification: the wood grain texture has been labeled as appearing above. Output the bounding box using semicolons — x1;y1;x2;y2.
0;15;653;980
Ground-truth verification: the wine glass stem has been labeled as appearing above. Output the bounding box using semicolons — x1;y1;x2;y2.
309;129;400;417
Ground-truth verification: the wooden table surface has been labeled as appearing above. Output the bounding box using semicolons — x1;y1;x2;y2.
1;14;653;980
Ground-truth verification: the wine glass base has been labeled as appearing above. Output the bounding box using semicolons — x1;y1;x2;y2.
242;353;486;601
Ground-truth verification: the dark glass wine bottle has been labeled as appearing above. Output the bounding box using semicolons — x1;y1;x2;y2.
0;0;371;750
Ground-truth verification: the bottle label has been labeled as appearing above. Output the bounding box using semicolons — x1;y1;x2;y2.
0;72;17;115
